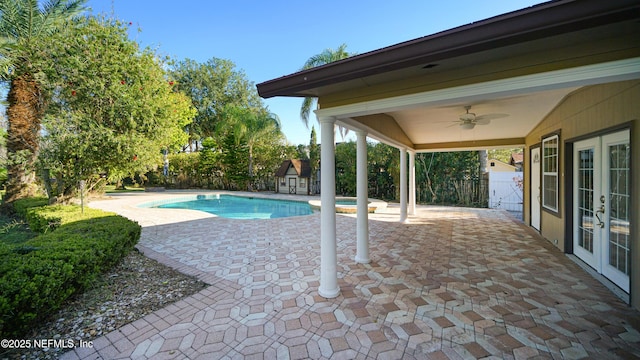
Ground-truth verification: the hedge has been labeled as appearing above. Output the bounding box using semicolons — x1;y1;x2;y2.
0;199;141;337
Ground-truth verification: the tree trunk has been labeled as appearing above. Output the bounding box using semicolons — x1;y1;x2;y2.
3;74;43;209
478;150;488;175
247;144;254;191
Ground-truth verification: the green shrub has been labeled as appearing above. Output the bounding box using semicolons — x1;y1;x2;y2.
0;167;7;187
12;197;49;218
0;199;140;337
24;204;108;233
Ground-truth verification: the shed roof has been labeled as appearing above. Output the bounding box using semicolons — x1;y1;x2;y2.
275;159;312;178
511;153;524;165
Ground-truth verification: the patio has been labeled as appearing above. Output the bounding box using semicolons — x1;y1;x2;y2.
62;191;640;359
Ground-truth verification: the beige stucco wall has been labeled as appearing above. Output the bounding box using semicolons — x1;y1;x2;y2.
524;79;640;309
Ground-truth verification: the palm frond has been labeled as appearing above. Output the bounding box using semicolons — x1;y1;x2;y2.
36;0;87;38
266;112;281;130
298;44;355;126
0;0;87;41
300;43;353;70
0;34;18;79
0;0;24;39
300;96;316;128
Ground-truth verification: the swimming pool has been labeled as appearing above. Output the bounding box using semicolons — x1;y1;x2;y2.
139;194;314;219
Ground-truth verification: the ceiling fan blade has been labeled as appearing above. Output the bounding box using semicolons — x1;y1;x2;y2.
475;113;509;123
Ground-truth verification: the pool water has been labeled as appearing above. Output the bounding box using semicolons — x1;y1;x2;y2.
335;200;358;205
148;195;313;219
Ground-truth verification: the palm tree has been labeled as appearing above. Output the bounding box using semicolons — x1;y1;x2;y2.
299;44;353;127
243;110;281;189
219;105;281;190
0;0;87;207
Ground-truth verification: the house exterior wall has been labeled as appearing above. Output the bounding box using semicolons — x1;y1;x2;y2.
523;79;640;309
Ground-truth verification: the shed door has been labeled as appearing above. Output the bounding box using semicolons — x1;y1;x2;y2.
289;178;296;194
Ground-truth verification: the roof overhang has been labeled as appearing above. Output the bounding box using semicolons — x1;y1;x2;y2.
257;0;640;99
256;0;640;151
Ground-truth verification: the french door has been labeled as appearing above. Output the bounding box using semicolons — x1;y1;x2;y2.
573;130;630;293
530;147;541;231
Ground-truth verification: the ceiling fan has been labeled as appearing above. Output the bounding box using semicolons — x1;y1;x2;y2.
453;106;508;130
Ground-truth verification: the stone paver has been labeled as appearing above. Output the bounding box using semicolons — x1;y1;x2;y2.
61;191;640;359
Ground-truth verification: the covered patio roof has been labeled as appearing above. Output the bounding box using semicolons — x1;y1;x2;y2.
257;0;640;151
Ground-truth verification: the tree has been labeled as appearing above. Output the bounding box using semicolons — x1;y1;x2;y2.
215;105;282;190
415;151;481;205
308;126;319;193
37;16;195;199
171;58;263;151
488;148;523;163
198;137;221;188
368;142;398;200
299;44;353;127
295;145;309;160
0;0;87;206
335;141;357;196
0;124;6;187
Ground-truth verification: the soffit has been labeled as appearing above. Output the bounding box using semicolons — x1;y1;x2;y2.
327;57;640;151
387;87;578;146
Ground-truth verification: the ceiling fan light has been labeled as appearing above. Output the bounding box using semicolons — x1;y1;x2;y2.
460;122;475;130
459;113;475;122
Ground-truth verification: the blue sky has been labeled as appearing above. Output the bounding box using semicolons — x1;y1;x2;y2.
86;0;545;145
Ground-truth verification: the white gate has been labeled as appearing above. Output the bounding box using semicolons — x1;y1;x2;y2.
489;172;523;218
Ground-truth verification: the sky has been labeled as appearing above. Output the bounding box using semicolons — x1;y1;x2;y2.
85;0;546;146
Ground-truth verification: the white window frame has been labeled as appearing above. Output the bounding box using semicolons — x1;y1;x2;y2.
542;134;559;213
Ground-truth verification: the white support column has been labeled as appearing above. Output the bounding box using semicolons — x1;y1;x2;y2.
318;116;340;298
409;151;416;216
400;148;408;223
355;130;370;264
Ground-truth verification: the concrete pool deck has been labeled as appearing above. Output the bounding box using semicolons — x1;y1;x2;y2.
308;197;388;214
61;190;640;359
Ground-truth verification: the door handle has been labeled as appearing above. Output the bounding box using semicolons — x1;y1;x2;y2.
595;205;605;228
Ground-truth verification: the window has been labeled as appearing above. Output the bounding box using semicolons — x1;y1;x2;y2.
300;178;306;188
542;134;559;212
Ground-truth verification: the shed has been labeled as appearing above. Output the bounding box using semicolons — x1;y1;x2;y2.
488;158;517;172
275;159;311;195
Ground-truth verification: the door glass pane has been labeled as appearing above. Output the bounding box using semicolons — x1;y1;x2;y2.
542;135;559;211
578;149;594;253
609;143;630;275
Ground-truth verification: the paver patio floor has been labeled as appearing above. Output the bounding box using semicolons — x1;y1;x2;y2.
62;191;640;359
